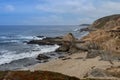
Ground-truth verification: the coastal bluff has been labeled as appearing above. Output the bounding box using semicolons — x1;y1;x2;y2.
1;14;120;80
26;14;120;79
81;14;120;61
90;14;120;30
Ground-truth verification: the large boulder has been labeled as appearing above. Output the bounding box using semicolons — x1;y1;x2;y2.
56;41;70;52
63;33;76;42
55;33;80;53
68;44;80;53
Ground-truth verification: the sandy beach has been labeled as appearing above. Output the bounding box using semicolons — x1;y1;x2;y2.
22;52;120;79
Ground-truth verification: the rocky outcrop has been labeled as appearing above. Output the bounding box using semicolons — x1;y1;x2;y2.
27;36;63;45
62;33;76;41
106;66;120;78
87;68;109;77
79;24;91;26
79;27;95;32
28;33;84;53
79;15;120;61
28;33;79;45
55;42;70;52
86;67;120;79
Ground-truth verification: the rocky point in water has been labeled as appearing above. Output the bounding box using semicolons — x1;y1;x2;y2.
28;33;85;53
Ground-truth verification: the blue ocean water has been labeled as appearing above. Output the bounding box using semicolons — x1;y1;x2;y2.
0;25;85;70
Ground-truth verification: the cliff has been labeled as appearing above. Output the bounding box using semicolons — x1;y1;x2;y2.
81;14;120;61
90;14;120;30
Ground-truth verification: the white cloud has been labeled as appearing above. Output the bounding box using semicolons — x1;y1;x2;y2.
36;0;120;16
36;0;96;14
4;5;15;12
27;0;120;25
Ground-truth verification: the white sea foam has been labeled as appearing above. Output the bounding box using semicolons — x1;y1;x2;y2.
0;35;44;44
74;28;80;32
0;35;44;40
0;45;59;65
0;36;9;39
17;35;44;40
1;40;20;43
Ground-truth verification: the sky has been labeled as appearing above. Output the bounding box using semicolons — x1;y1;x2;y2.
0;0;120;25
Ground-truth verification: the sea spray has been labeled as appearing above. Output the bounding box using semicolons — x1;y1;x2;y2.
0;44;59;65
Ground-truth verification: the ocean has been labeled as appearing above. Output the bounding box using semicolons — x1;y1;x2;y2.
0;25;87;70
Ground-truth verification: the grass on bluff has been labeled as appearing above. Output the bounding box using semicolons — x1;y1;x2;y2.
0;71;116;80
92;14;120;29
0;71;80;80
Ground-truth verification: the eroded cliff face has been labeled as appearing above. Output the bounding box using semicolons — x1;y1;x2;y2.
82;26;120;53
81;15;120;61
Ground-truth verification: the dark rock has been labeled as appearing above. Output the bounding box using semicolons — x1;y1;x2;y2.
36;54;50;60
87;50;101;58
50;53;56;56
37;36;44;38
75;45;88;51
56;42;82;53
68;43;80;53
106;66;120;78
37;59;49;63
99;51;113;61
89;68;110;77
80;27;95;32
27;33;77;46
56;44;70;52
86;50;112;60
43;36;62;40
27;36;64;45
27;39;63;45
75;57;83;60
79;24;91;26
58;56;65;59
28;33;85;53
84;42;100;50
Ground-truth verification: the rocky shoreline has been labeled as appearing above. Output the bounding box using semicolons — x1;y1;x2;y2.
26;14;120;79
27;33;86;61
0;14;120;80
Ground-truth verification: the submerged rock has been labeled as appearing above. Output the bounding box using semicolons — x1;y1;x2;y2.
36;54;50;60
